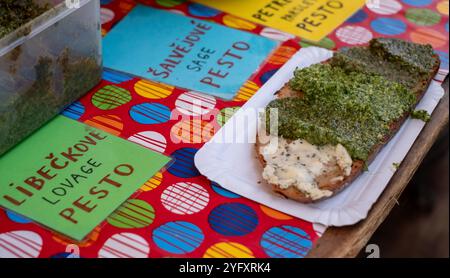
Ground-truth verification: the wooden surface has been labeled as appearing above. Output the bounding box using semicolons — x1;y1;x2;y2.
307;77;450;258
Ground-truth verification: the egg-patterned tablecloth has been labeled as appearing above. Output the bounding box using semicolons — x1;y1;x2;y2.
0;0;448;258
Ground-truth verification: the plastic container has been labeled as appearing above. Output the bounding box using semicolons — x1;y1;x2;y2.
0;0;102;156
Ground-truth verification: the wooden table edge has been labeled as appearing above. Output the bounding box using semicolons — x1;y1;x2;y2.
306;79;449;258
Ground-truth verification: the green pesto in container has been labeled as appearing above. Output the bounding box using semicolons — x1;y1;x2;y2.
0;0;50;39
0;0;102;156
0;49;101;155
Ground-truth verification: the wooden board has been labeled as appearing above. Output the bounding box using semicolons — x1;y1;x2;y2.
307;78;449;258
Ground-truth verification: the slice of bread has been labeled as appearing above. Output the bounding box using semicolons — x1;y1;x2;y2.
256;47;440;203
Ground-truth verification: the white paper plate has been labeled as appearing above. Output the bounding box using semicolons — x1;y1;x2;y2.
195;47;445;227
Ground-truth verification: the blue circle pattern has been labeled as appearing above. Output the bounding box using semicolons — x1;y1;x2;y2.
435;50;449;70
260;226;313;258
6;211;32;224
371;18;407;35
129;103;171;124
50;252;81;258
346;10;368;24
208;203;258;236
188;3;221;17
401;0;432;6
62;101;85;120
102;69;133;84
211;182;241;199
260;69;278;84
167;148;201;178
152;221;204;254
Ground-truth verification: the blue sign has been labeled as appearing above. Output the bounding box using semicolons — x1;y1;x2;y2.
103;5;278;99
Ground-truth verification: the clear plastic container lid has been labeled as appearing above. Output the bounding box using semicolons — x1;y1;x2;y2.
0;0;94;56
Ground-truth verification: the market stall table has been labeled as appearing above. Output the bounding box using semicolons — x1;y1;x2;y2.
0;0;448;258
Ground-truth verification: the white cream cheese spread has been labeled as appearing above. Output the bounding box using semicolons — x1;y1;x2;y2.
261;137;353;200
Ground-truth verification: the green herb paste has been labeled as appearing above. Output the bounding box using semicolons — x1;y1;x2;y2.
0;0;50;39
370;38;437;74
266;38;438;162
330;38;439;91
411;109;431;122
267;64;416;161
0;50;101;156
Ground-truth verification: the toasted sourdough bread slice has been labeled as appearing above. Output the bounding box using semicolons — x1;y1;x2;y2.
256;48;440;204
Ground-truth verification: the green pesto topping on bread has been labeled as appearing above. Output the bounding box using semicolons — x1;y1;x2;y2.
267;63;416;161
330;38;439;91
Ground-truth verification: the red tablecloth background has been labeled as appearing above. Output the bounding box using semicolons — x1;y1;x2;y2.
0;0;448;258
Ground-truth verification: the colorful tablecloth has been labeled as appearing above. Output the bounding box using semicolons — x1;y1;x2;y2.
0;0;448;258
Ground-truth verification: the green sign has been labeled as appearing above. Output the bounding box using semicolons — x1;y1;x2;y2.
0;116;171;241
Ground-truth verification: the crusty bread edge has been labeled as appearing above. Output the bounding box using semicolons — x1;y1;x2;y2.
256;54;441;203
